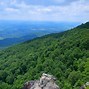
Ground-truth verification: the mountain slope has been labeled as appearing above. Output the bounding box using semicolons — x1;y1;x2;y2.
0;21;79;49
0;22;89;89
0;34;37;49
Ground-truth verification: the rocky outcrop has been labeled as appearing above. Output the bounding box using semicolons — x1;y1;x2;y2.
80;85;86;89
80;82;89;89
22;73;60;89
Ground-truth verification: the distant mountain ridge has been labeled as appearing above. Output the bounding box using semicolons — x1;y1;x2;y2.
0;34;37;48
0;21;80;49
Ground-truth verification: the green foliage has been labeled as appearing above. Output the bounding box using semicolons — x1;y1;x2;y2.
86;86;89;89
0;22;89;89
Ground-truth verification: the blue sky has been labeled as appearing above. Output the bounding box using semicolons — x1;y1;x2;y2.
0;0;89;22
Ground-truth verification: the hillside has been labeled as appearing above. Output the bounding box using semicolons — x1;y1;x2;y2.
0;34;37;49
0;21;78;49
0;22;89;89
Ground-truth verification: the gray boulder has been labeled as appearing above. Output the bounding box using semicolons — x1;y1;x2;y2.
22;73;60;89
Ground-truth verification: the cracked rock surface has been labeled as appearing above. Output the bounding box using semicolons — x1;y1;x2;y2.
22;73;60;89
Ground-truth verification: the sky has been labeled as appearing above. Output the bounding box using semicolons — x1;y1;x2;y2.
0;0;89;22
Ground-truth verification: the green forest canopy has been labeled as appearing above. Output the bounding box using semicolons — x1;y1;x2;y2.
0;22;89;89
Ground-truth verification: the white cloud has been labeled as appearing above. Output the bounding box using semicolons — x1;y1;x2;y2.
5;7;19;12
0;0;89;22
